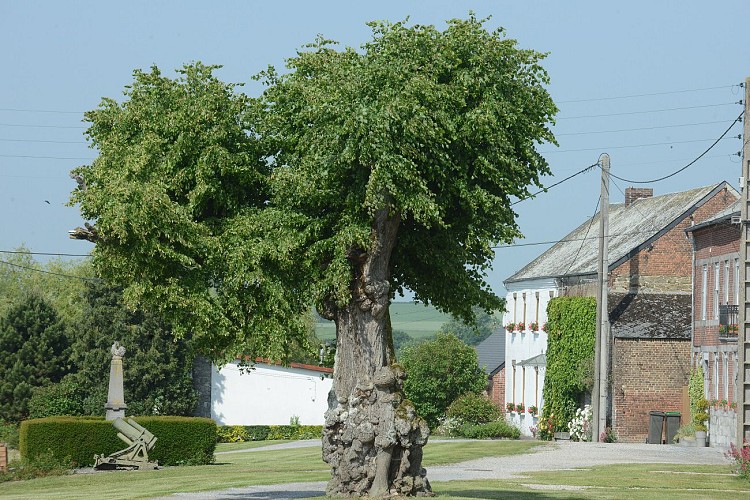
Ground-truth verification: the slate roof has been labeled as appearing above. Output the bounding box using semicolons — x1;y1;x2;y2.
608;292;691;339
475;328;506;375
505;182;735;284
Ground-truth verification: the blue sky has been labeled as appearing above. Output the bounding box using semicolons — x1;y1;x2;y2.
1;1;748;298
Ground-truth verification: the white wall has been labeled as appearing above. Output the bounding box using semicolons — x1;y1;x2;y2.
504;278;557;436
211;361;333;426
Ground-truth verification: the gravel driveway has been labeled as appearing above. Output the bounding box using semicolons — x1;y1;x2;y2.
156;440;730;500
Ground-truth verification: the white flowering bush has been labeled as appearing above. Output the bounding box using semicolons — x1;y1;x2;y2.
567;405;592;442
435;416;463;437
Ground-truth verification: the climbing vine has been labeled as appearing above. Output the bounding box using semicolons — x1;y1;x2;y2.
540;296;596;436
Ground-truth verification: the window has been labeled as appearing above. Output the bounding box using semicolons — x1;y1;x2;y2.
714;263;720;319
512;293;517;323
522;293;527;326
701;265;708;320
736;258;740;305
535;292;540;324
713;352;719;399
724;260;730;305
511;361;516;404
723;353;729;400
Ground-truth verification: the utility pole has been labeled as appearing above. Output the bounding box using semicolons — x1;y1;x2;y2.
593;153;610;442
738;77;750;446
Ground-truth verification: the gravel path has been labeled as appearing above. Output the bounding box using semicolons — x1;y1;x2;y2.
155;440;731;500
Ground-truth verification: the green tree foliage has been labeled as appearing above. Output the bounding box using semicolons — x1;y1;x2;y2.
0;295;71;422
541;296;596;432
70;15;557;363
0;251;92;325
62;281;198;417
400;333;487;428
438;307;500;346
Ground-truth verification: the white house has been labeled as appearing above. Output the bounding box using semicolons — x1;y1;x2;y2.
207;359;333;426
503;279;555;435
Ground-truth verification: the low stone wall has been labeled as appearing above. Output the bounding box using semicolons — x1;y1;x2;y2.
709;407;736;448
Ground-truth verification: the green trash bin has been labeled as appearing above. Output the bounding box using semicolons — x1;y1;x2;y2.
648;411;666;444
665;412;681;444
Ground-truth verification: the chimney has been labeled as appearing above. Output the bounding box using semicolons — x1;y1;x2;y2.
625;187;653;207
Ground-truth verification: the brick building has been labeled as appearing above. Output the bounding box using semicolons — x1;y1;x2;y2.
685;201;740;407
504;182;738;441
475;329;506;407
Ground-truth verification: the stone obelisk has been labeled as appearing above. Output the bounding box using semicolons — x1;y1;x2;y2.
105;341;127;420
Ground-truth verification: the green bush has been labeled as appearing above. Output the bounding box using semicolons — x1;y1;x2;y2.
215;425;322;443
458;420;520;439
0;420;19;448
445;393;501;425
28;378;85;418
0;450;73;483
20;416;216;467
401;333;487;428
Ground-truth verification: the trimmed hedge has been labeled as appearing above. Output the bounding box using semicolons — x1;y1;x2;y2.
20;416;216;467
459;420;521;439
216;425;322;443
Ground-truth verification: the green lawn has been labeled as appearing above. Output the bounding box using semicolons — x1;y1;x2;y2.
3;441;746;500
430;464;750;499
0;440;538;500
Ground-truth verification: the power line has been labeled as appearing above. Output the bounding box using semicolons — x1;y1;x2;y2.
0;107;83;114
608;110;744;184
0;123;86;129
554;119;730;136
556;84;738;104
0;249;91;258
0;154;94;160
510;162;599;206
492;228;686;250
0;138;85;144
542;135;739;154
557;102;739;120
0;258;99;281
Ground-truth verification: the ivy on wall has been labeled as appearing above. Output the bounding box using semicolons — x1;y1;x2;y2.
541;296;596;433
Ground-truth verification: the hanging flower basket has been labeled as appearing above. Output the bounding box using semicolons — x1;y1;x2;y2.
529;322;539;332
527;405;538;417
517;322;526;332
506;322;516;333
506;402;516;413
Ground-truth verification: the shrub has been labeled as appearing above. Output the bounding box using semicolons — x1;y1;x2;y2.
0;420;19;449
726;441;750;479
215;425;323;443
694;398;710;432
567;405;592;442
401;333;487;428
28;378;85;419
216;425;250;443
446;393;501;425
434;416;463;437
20;416;216;467
459;420;520;439
0;451;73;483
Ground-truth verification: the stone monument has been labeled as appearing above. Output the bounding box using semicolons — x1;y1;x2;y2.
105;341;127;420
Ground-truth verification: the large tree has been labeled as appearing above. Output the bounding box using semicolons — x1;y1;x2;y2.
0;295;71;422
71;16;556;497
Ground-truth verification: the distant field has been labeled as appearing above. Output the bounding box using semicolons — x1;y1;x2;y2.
315;302;452;341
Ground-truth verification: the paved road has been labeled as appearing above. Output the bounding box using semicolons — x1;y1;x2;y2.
156;440;730;499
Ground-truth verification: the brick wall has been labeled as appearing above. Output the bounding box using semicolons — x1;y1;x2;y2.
487;367;505;407
610;187;736;294
612;338;691;443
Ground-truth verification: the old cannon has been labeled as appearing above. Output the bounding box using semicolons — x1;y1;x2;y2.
94;417;158;470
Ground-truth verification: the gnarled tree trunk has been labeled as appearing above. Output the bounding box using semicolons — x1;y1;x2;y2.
322;209;432;497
